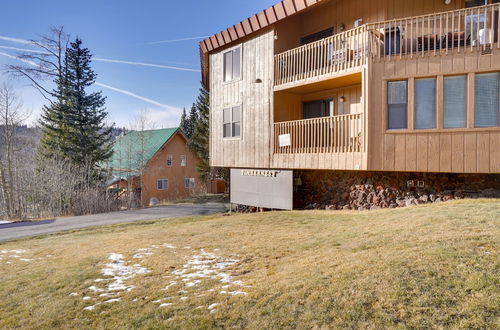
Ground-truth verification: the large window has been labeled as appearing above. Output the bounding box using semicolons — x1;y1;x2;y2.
475;72;500;127
223;47;241;82
444;75;467;128
223;106;241;138
157;179;168;190
415;78;437;129
387;80;408;129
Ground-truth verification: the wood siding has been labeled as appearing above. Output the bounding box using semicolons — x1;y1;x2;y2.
141;133;203;205
369;48;500;173
274;0;465;53
207;0;500;174
210;30;274;169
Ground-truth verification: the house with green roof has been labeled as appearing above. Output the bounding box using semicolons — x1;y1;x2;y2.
105;128;203;206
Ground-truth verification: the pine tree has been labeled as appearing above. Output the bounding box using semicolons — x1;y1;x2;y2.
179;107;188;136
188;85;210;181
39;38;113;173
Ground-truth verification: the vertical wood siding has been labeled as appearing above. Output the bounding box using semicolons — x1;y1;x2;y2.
369;48;500;174
210;30;274;169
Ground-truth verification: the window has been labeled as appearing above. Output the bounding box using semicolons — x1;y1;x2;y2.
180;155;187;167
301;27;334;45
387;80;408;129
465;0;487;7
166;154;173;167
223;47;241;82
415;78;437;129
184;178;195;189
223;106;241;138
444;75;467;128
157;179;168;190
475;72;500;127
303;99;334;119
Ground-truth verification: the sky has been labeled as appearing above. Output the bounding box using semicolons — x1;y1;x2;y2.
0;0;278;128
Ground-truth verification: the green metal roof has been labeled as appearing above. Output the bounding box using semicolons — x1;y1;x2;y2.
106;127;179;172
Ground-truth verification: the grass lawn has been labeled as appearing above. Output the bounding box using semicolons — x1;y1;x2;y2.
0;199;498;329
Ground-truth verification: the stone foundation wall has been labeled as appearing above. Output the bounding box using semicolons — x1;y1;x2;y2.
293;171;500;211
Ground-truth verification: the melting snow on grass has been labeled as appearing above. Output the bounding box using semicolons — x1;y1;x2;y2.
82;253;150;311
151;249;250;310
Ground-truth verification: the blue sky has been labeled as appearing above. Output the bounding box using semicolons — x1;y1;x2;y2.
0;0;278;128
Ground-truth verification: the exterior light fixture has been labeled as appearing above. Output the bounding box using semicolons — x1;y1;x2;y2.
339;96;346;103
444;0;451;4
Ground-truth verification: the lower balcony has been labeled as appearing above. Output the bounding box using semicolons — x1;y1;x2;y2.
273;113;364;155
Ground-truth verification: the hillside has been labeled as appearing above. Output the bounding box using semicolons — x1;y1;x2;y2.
0;199;498;329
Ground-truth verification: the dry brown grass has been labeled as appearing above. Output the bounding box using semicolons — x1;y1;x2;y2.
0;199;498;329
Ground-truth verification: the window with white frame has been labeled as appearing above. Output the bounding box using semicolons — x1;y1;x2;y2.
387;80;408;130
166;154;173;167
184;178;195;189
223;47;241;82
223;106;241;138
157;179;169;190
180;155;187;167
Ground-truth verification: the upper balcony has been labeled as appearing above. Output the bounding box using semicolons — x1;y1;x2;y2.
274;3;500;90
274;26;369;90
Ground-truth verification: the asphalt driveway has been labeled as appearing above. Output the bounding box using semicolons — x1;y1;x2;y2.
0;203;228;242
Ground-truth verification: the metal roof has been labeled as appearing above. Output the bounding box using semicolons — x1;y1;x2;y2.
106;127;179;172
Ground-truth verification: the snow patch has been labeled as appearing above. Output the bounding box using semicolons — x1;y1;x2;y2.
159;303;173;308
82;253;150;311
0;221;13;225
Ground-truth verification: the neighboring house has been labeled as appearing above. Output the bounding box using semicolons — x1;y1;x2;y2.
200;0;500;210
106;128;203;206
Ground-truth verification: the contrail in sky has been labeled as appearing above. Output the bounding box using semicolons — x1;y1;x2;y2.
95;82;180;111
0;35;33;45
144;36;209;45
0;51;38;66
93;57;200;72
0;50;180;112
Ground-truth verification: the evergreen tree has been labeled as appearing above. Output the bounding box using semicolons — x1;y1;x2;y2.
39;38;113;172
179;107;188;136
187;103;198;139
188;85;210;181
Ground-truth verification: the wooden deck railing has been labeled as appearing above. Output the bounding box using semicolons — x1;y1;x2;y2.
274;26;369;87
274;114;364;154
274;4;500;87
368;3;500;60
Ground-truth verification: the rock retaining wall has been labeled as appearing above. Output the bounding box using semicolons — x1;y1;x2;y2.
294;171;500;211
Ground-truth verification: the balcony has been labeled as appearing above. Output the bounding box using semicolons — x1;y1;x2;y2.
274;3;500;89
274;114;364;155
274;26;369;89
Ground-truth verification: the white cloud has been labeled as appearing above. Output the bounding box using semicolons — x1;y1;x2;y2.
144;36;209;45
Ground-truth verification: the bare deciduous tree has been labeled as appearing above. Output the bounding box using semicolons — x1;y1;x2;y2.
0;84;32;219
3;26;69;103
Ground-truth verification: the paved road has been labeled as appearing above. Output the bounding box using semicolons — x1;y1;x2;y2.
0;203;228;243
